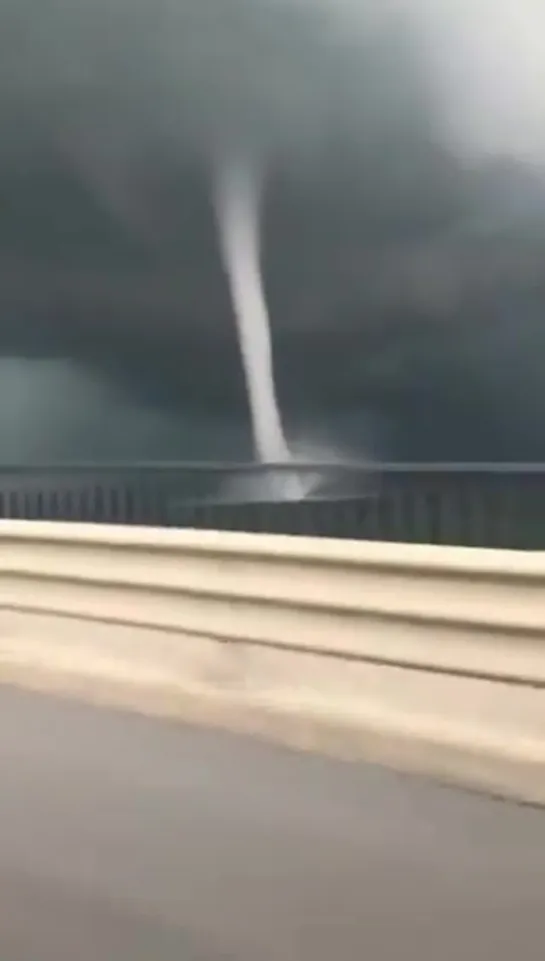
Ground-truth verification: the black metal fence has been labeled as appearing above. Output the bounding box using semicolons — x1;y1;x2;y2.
0;462;545;550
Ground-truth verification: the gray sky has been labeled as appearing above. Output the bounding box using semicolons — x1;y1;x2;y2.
317;0;545;161
408;0;545;161
4;0;545;163
1;0;545;462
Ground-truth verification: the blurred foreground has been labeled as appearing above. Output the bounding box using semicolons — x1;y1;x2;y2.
0;686;543;961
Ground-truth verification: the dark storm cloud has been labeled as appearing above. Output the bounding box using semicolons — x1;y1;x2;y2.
0;0;544;461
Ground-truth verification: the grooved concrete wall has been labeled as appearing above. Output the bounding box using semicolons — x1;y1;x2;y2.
0;521;544;803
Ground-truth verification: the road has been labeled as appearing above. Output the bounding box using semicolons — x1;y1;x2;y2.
0;687;543;961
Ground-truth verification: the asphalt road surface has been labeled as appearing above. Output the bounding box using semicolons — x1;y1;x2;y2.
0;686;544;961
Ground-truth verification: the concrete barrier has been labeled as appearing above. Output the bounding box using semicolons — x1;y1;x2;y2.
0;520;544;803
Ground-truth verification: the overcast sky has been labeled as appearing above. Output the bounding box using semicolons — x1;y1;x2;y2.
4;0;545;158
1;0;545;463
322;0;545;161
415;0;545;160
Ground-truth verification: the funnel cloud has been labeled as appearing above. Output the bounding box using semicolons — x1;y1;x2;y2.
0;0;544;464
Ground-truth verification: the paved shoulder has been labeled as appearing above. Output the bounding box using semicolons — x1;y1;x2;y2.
0;687;543;961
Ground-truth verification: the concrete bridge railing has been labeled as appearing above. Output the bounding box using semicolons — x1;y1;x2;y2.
0;521;544;803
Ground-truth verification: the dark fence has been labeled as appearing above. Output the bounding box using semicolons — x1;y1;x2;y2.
0;462;545;550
